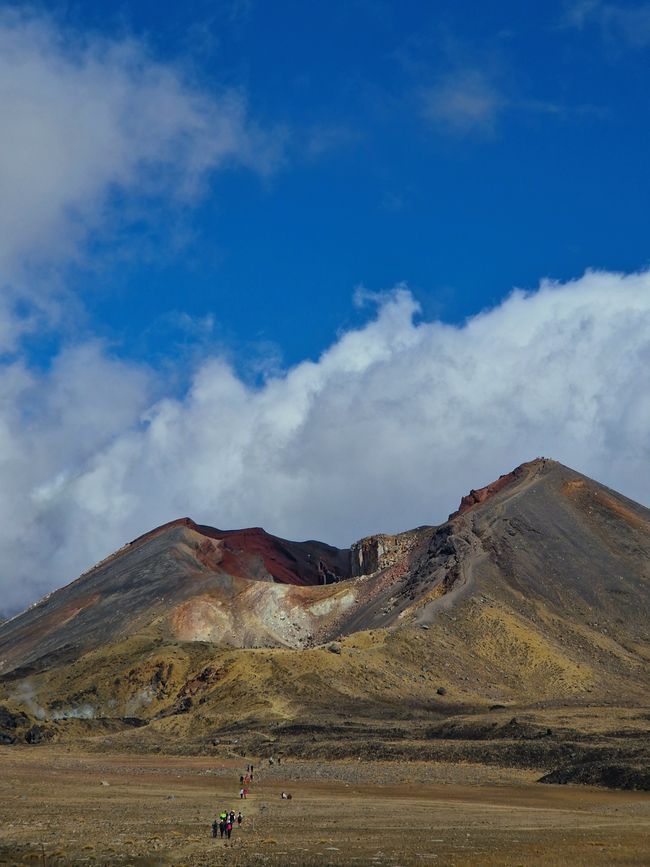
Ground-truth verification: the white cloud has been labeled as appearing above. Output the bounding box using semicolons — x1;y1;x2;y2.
0;9;281;349
3;270;650;613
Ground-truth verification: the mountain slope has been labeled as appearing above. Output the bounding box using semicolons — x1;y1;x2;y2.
0;518;351;676
1;458;649;763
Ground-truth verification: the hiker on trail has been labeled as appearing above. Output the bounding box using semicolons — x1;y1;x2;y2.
240;788;244;799
225;818;233;839
219;819;226;838
240;775;244;784
237;811;243;826
211;819;218;838
229;810;235;824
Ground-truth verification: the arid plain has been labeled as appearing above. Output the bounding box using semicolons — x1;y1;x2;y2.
2;749;650;867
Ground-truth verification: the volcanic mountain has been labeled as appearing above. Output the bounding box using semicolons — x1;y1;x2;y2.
0;520;354;677
1;457;650;786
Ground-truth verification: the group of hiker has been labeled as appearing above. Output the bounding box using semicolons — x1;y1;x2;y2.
212;808;243;839
211;763;254;841
211;758;293;841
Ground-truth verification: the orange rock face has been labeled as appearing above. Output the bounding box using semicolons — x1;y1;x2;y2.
450;459;546;519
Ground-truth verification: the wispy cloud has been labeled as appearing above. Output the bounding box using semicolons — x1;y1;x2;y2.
398;20;606;138
419;68;565;136
563;0;606;27
304;123;363;159
563;1;650;47
228;0;255;24
420;69;506;134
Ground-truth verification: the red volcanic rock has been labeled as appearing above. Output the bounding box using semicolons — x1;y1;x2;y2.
128;518;350;587
449;459;547;519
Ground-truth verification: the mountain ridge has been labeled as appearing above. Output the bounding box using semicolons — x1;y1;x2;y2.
3;455;650;674
1;457;649;784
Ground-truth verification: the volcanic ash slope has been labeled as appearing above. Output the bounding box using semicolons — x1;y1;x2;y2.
0;458;649;746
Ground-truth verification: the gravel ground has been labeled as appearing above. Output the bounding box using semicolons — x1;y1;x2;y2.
2;747;650;866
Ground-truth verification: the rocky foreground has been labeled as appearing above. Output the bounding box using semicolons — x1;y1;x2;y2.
2;748;650;867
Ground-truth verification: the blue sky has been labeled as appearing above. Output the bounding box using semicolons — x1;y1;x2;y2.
2;1;650;611
18;0;650;368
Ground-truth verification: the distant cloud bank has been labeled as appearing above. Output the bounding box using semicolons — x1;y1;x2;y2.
2;271;650;612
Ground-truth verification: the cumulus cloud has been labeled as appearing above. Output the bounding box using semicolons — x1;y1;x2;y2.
0;8;281;348
3;270;650;613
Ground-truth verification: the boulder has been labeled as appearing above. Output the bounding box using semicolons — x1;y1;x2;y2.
25;725;45;744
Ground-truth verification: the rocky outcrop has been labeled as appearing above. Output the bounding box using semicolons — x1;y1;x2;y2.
350;535;391;576
350;529;425;577
539;762;650;791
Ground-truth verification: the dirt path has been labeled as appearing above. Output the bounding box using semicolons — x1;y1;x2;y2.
1;748;649;866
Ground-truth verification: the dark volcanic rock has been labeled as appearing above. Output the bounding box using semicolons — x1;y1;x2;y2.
425;718;555;741
539;762;650;791
25;724;49;744
0;705;22;729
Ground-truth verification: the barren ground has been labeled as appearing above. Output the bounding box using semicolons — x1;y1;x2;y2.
1;748;650;866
